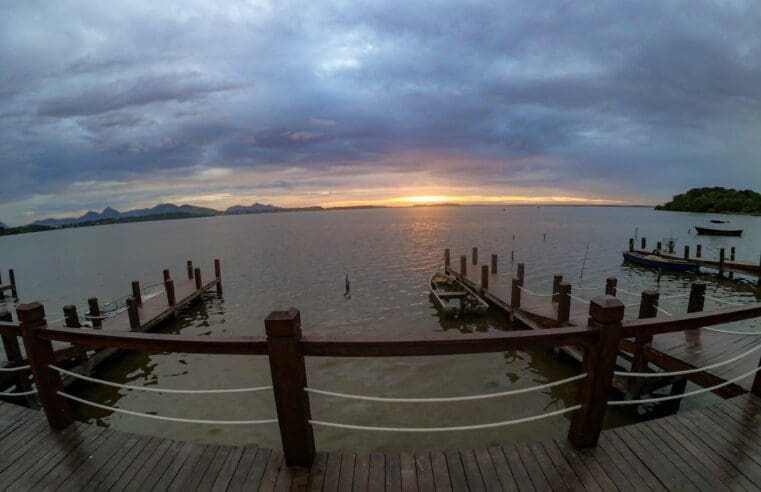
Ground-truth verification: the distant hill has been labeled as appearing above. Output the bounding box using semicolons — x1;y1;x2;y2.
33;203;218;226
225;203;281;214
656;187;761;215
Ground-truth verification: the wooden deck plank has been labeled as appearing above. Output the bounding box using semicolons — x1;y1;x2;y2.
352;453;370;491
429;451;452;492
500;444;535;492
259;449;285;492
305;452;328;492
486;446;518;491
598;431;664;491
210;446;245;492
384;453;401;492
473;448;501;491
526;441;568;491
194;446;232;491
414;453;435;492
337;452;356;492
399;452;418;492
226;447;260;492
368;452;385;492
443;450;469;492
323;452;342;492
460;449;486;491
542;440;593;491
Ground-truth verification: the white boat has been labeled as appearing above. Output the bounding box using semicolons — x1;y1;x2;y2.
429;272;489;318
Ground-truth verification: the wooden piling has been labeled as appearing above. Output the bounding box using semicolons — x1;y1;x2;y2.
752;355;761;397
265;308;315;467
510;278;521;308
0;271;3;299
460;255;467;277
730;247;736;262
511;250;514;264
552;274;563;302
187;260;194;279
88;298;102;328
444;249;450;268
9;269;17;298
472;247;478;265
696;244;702;258
683;245;689;260
126;297;140;330
719;248;725;277
480;265;489;290
215;259;223;295
557;283;571;323
0;310;32;394
668;241;674;254
165;280;176;306
490;254;498;274
131;281;142;306
517;263;525;286
687;282;706;313
657;241;662;252
194;268;202;290
569;296;624;449
641;237;646;249
163;269;171;282
605;277;617;296
63;305;81;328
628;238;634;252
17;303;73;430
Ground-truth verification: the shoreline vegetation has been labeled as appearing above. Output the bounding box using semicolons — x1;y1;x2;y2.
655;187;761;216
1;202;652;237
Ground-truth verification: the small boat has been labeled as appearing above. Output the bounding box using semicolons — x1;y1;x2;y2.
694;226;743;237
709;219;728;224
622;251;700;273
429;272;488;318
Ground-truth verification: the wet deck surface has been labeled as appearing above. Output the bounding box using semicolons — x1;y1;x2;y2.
0;395;759;490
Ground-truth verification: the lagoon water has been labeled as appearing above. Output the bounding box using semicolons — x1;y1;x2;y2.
0;205;759;451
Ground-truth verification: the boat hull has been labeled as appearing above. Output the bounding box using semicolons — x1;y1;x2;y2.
694;226;743;236
429;272;488;318
622;251;700;273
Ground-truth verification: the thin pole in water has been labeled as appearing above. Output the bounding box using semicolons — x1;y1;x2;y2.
579;242;590;282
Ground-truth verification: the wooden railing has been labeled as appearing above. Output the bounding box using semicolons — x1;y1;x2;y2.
1;297;760;468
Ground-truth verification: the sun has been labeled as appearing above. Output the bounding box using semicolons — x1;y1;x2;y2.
396;195;450;204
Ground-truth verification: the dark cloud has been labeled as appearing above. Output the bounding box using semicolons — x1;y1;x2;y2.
1;0;760;221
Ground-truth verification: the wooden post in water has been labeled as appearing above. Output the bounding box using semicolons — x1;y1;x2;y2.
557;283;571;323
752;356;761;397
552;274;563;302
460;255;467;277
719;248;725;277
165;280;176;306
626;290;659;399
730;247;736;262
163;269;171;282
511;250;514;264
9;269;17;299
63;305;81;328
656;241;662;252
215;259;223;295
187;260;194;279
88;298;102;328
472;247;478;265
444;249;450;268
641;237;646;249
126;297;140;330
510;278;521;308
605;277;617;296
569;296;624;449
481;265;489;290
696;244;702;258
0;310;32;394
265;308;315;467
683;245;690;260
0;271;4;299
517;263;525;286
131;281;142;306
668;241;674;253
17;303;73;429
628;238;634;252
194;268;202;290
687;282;706;313
491;254;498;274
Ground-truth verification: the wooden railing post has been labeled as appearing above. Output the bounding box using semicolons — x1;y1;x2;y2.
17;302;73;429
557;283;571;323
215;259;223;295
88;297;102;328
656;241;662;252
517;263;525;285
719;248;725;277
687;282;706;313
511;278;521;308
605;277;617;296
163;269;171;282
187;260;194;279
460;255;467;277
696;244;702;258
491;254;498;274
126;297;140;330
63;305;81;328
265;308;315;467
0;310;32;394
194;267;202;290
444;249;450;268
481;265;489;290
165;280;176;306
472;247;478;265
131;281;142;306
9;269;17;298
568;295;624;449
552;275;563;302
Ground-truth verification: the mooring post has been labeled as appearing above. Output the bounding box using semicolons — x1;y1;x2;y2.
687;282;706;313
0;310;32;394
131;281;142;306
9;269;17;299
719;248;725;277
265;308;315;467
187;260;194;279
214;259;223;295
165;279;176;306
444;249;450;268
752;355;761;397
569;295;624;449
481;265;489;290
472;247;478;265
668;241;674;254
730;247;736;262
517;263;525;286
557;283;571;323
17;302;73;429
126;297;140;330
628;238;634;252
626;290;659;399
0;271;4;299
63;305;81;328
163;269;171;282
511;277;521;308
552;274;563;302
491;254;498;274
460;255;467;277
88;298;102;328
511;250;514;264
656;241;662;252
605;277;617;297
641;237;646;249
696;244;702;258
683;245;690;260
194;268;202;290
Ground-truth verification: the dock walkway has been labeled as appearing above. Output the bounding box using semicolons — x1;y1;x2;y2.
0;395;759;490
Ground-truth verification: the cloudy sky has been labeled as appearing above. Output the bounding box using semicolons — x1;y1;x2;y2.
1;1;760;224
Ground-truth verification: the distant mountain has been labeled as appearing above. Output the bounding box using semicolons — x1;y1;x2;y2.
225;203;281;214
33;203;218;227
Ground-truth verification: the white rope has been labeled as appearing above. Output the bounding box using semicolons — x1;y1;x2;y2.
0;389;37;397
569;295;590;305
309;405;581;433
703;295;745;306
608;365;761;406
615;343;761;378
704;327;761;336
661;293;689;300
653;305;673;316
305;374;587;403
518;286;556;298
616;288;642;297
50;365;273;394
57;392;278;425
624;302;640;307
0;365;30;372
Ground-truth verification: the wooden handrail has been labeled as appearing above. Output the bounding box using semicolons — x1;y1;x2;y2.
0;321;21;336
621;302;761;338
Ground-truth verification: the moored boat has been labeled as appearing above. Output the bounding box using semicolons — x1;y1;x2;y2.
694;226;743;236
622;251;700;273
429;272;488;318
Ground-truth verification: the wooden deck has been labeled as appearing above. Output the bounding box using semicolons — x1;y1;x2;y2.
0;395;758;490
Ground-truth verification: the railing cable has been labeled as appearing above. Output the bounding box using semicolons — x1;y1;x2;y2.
0;389;37;397
569;295;590;305
517;286;556;298
703;295;745;306
0;364;30;372
305;373;586;403
615;343;761;377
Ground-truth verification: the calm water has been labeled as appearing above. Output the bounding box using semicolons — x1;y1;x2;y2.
0;205;759;451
